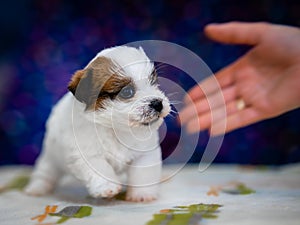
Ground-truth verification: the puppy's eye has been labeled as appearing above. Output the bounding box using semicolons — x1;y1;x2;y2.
118;85;135;99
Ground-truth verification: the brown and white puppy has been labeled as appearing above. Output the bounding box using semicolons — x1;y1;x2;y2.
25;46;170;202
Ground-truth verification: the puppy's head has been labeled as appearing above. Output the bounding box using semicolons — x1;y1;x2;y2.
68;46;170;129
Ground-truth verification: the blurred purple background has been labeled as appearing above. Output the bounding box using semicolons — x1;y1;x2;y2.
0;0;299;166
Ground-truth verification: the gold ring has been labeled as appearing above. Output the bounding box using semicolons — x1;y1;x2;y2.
236;98;246;111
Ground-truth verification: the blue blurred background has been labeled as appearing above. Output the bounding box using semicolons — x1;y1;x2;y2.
0;0;299;166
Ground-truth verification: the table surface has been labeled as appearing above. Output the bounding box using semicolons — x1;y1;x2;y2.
0;163;300;225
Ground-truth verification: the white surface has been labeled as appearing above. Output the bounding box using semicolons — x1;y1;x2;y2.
0;164;300;225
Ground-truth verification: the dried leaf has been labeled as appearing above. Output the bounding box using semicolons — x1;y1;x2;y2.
31;205;58;223
207;186;222;196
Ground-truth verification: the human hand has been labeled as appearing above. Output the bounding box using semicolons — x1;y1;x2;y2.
180;22;300;135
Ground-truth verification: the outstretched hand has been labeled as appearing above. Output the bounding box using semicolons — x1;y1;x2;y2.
180;22;300;135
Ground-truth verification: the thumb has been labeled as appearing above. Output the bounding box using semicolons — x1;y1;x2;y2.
205;22;269;45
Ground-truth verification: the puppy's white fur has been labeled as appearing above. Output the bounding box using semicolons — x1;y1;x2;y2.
25;46;170;202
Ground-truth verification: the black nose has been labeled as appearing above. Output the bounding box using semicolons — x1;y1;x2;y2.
149;99;163;112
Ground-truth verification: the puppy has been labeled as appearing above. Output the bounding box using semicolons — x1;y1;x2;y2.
25;46;170;202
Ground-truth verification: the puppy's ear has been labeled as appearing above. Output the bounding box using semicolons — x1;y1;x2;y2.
68;56;132;110
68;69;95;105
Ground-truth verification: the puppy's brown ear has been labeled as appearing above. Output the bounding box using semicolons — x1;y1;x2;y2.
68;69;95;105
68;69;84;96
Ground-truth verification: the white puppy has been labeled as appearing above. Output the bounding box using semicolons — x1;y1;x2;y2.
25;46;170;202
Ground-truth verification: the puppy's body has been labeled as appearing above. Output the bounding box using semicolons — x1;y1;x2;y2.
25;46;170;202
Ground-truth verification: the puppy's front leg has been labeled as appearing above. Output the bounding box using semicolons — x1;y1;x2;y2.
25;153;61;196
126;149;162;202
67;154;122;198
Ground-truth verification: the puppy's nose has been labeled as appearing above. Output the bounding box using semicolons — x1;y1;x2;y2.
149;99;163;112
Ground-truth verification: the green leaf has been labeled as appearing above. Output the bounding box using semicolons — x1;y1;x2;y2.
189;203;222;213
56;216;70;224
222;183;256;195
202;213;218;219
146;214;169;225
0;175;30;193
146;203;222;225
73;206;93;218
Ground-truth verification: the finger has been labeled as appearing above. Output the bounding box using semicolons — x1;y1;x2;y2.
184;61;238;104
184;83;204;104
185;103;227;133
210;107;263;136
185;96;253;135
180;86;236;124
205;22;269;45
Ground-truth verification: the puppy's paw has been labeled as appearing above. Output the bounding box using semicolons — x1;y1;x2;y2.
88;180;122;198
126;187;158;202
24;179;54;196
